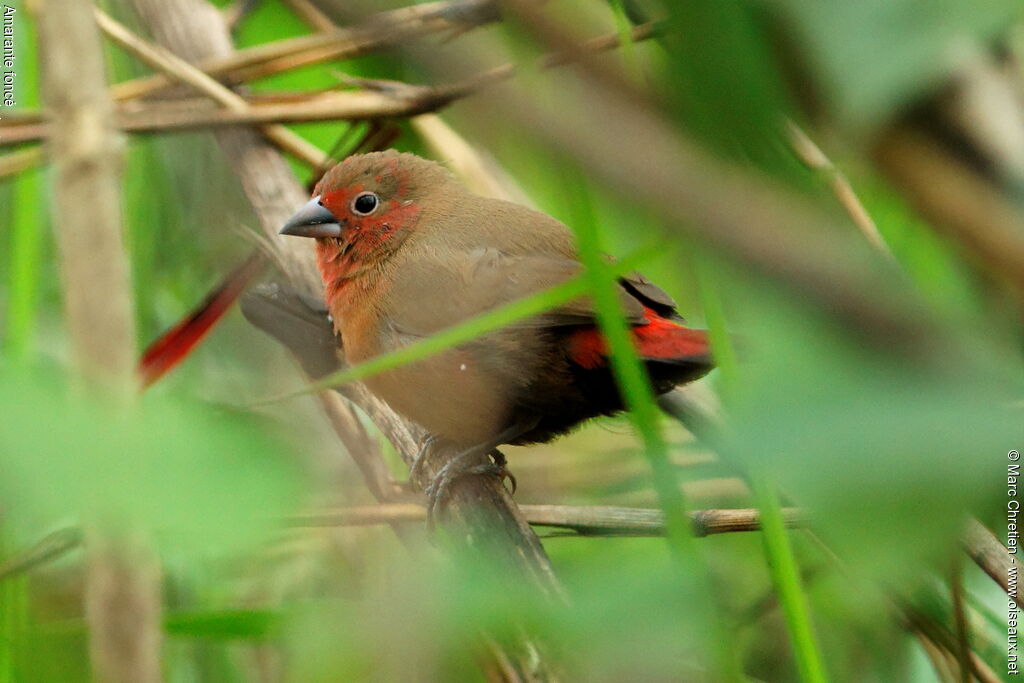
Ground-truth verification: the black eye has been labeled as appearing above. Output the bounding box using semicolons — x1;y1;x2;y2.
352;192;379;216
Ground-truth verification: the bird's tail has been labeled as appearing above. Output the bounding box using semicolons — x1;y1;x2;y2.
138;251;266;387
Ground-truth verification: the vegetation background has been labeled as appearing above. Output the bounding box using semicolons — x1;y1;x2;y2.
0;0;1022;681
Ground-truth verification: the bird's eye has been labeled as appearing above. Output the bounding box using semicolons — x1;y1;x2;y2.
351;192;379;216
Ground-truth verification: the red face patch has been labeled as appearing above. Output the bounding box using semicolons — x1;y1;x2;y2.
312;180;422;310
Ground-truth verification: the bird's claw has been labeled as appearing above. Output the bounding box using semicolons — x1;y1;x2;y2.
424;450;517;531
490;450;517;495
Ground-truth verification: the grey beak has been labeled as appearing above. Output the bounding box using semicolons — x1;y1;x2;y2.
279;196;343;238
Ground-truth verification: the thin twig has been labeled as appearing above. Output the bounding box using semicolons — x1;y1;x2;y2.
962;518;1020;609
786;121;891;255
0;528;82;582
280;0;335;32
949;559;971;683
0;504;799;584
112;0;496;104
291;503;805;537
0;147;43;179
95;9;326;167
412;113;533;204
0;21;662;149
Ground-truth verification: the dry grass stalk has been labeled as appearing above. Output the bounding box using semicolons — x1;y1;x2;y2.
38;3;135;389
281;0;336;32
35;0;160;680
95;9;326;167
876;123;1024;297
962;518;1020;608
0;21;660;149
292;503;805;537
786;121;890;255
111;0;495;103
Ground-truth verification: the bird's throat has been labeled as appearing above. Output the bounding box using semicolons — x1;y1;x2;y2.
314;238;380;314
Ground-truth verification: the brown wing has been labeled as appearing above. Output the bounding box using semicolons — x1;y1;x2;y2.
385;247;650;338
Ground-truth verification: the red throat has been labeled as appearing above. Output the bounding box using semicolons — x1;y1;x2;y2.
313;197;421;311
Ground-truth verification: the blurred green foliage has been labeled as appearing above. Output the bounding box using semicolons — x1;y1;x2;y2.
1;0;1022;680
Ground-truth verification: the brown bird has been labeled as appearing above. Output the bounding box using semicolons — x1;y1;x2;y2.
279;151;712;509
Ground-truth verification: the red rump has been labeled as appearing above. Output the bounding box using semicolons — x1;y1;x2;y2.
567;307;711;370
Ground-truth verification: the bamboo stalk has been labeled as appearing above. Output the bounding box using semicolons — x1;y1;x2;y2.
35;0;159;681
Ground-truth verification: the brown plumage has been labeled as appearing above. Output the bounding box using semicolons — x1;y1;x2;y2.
280;151;712;497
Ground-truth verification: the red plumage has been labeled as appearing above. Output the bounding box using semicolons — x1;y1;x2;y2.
567;307;711;370
138;252;265;388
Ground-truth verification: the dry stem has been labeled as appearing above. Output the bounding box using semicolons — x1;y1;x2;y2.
95;9;326;167
292;503;805;537
35;0;159;680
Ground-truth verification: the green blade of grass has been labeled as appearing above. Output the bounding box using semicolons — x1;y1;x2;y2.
0;530;30;683
565;183;686;546
566;174;742;681
750;473;828;683
697;260;828;683
164;607;281;640
4;4;43;366
4;169;46;365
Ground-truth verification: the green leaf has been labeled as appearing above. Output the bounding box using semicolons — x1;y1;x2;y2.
724;287;1021;583
164;608;281;640
0;368;302;551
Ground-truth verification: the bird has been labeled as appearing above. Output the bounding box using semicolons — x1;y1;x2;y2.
277;150;713;515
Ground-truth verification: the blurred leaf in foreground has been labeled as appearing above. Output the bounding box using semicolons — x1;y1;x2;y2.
772;0;1022;132
0;366;302;551
724;285;1022;583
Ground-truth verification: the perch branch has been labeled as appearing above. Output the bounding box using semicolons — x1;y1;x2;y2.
292;503;805;537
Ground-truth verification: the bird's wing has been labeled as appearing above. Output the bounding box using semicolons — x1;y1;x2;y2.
386;247;652;337
620;271;685;322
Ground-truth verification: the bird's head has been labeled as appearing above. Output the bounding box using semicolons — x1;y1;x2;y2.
280;151;458;304
280;150;454;254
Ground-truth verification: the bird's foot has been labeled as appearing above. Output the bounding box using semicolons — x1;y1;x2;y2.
424;449;516;529
489;450;518;496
